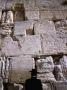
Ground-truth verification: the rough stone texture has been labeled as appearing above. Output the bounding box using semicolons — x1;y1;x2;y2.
34;20;56;35
36;56;56;82
10;55;34;83
54;65;66;81
36;56;54;73
37;72;56;82
16;35;42;55
59;55;67;79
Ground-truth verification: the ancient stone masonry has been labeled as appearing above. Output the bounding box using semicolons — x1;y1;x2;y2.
0;0;67;90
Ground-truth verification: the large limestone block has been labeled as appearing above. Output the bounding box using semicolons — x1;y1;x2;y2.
42;34;67;54
42;34;59;54
36;56;54;73
18;35;42;55
34;20;56;35
1;35;20;56
14;21;34;36
9;55;35;83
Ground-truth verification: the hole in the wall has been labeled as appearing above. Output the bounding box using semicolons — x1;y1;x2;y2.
61;1;67;6
14;3;25;21
26;26;35;35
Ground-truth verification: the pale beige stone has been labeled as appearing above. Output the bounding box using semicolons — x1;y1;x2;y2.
10;55;34;83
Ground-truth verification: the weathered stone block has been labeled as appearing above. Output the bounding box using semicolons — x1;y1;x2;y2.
34;20;56;35
41;33;67;54
37;72;56;82
41;34;59;54
1;36;21;56
9;55;34;83
18;35;42;55
14;21;34;36
36;56;54;73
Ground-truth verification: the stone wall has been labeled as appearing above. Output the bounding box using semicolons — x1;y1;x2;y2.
0;0;67;85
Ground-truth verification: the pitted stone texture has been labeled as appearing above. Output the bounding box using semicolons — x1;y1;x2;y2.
42;34;59;54
36;56;54;73
10;55;34;83
59;55;67;79
37;72;56;82
1;35;21;56
14;21;34;36
37;56;56;82
17;35;42;55
34;20;56;35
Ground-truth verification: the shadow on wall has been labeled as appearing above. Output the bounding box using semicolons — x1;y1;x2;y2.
14;3;27;21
